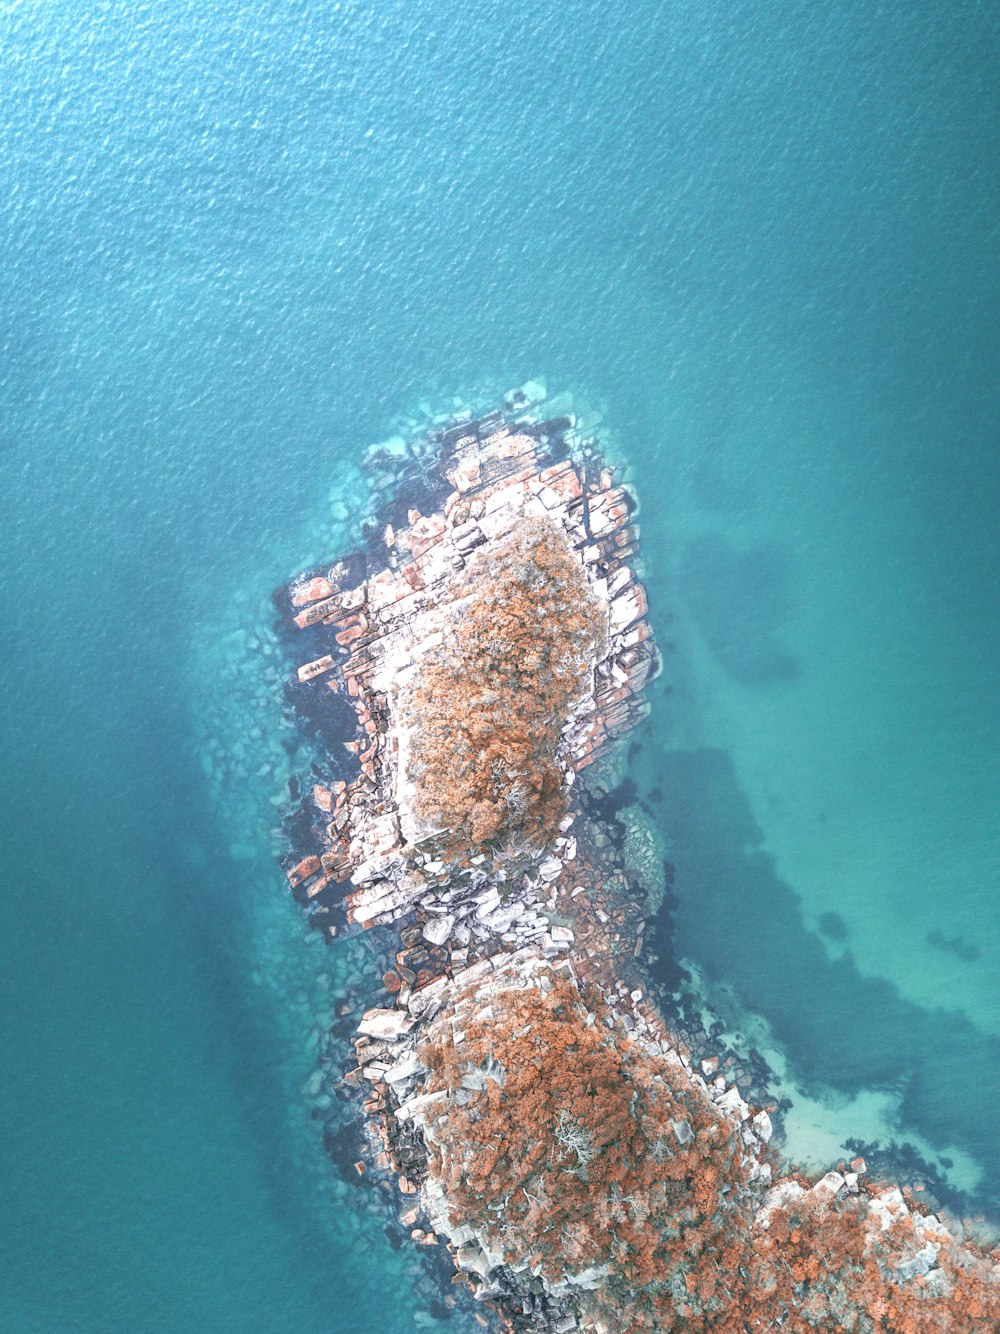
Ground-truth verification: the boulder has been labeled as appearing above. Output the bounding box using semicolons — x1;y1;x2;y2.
672;1119;694;1145
357;1008;415;1041
895;1244;938;1283
422;915;454;946
751;1110;773;1143
297;655;335;683
812;1171;846;1202
716;1085;751;1120
384;1050;423;1085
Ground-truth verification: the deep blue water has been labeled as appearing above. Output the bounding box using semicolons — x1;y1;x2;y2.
2;2;998;1329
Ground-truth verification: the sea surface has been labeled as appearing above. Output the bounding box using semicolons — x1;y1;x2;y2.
2;2;998;1330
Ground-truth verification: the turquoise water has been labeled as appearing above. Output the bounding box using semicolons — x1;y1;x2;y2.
2;2;998;1329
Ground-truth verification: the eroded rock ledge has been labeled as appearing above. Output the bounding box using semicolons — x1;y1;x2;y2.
281;400;654;937
276;386;999;1332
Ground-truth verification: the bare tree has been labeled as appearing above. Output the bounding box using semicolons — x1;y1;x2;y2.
555;1108;595;1171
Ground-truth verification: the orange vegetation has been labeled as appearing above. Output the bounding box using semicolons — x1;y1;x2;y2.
419;972;1000;1332
421;971;753;1326
399;517;605;852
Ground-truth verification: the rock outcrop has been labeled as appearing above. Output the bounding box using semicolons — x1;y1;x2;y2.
276;384;999;1332
354;936;999;1332
280;395;656;943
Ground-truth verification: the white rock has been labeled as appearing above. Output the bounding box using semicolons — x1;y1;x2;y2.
749;1161;773;1187
760;1179;806;1226
609;587;644;629
895;1243;938;1282
456;1244;492;1277
473;888;502;919
868;1188;908;1232
563;1263;610;1291
422;915;454;946
384;1050;423;1084
752;1110;773;1143
538;856;563;883
717;1086;751;1120
812;1170;846;1201
542;928;573;955
357;1008;414;1041
397;1088;450;1122
608;566;633;597
672;1119;694;1145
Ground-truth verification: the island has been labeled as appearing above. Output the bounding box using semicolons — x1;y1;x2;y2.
275;384;998;1332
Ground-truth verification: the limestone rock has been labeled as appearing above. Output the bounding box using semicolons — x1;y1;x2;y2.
357;1008;415;1041
421;915;454;946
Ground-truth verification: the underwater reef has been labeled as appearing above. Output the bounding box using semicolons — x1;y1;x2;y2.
273;384;999;1332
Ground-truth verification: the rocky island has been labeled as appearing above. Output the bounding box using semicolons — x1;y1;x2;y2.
275;385;998;1331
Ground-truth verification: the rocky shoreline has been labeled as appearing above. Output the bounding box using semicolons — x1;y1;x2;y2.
273;384;998;1331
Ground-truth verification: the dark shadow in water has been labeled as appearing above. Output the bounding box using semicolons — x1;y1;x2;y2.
131;683;394;1324
648;747;1000;1213
819;910;849;942
927;929;980;964
679;533;800;685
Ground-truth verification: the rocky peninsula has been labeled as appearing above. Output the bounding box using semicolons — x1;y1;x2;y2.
275;384;998;1331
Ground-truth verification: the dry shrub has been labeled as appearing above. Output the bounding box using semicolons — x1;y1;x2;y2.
420;972;754;1326
419;973;1000;1332
399;516;605;853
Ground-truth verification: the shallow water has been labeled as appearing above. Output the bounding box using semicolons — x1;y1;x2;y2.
2;1;998;1328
